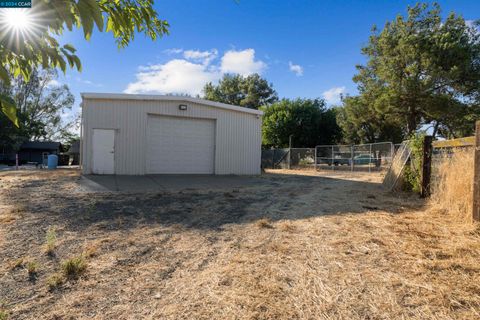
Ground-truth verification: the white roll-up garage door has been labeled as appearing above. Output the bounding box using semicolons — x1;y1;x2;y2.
146;115;216;174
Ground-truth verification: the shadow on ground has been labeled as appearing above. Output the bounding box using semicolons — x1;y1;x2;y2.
2;170;425;233
80;174;266;192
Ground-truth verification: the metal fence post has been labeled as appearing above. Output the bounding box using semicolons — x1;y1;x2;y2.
314;146;317;171
331;145;334;171
350;145;354;172
369;144;372;173
391;143;395;164
288;135;292;170
272;148;275;169
473;121;480;221
288;148;292;170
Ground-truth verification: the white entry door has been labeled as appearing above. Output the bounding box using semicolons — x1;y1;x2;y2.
146;115;215;174
92;129;115;174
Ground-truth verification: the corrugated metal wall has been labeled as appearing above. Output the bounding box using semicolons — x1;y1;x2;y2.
81;98;262;175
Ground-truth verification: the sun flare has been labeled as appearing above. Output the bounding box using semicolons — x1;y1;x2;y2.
0;8;35;35
4;9;32;30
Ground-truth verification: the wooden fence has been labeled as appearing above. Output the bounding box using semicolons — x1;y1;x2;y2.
383;121;479;221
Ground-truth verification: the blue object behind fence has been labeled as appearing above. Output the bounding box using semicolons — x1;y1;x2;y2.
47;154;58;169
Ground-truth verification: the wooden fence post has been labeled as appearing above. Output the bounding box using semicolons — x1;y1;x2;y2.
421;135;433;198
472;121;480;221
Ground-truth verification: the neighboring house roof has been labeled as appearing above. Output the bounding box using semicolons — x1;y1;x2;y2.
20;141;61;151
68;140;80;154
81;92;264;116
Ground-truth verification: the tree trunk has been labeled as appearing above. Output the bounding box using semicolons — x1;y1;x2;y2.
432;122;439;138
406;115;417;135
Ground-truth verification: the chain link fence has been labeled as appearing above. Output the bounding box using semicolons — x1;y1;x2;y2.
315;142;394;172
261;148;316;169
261;148;290;169
262;142;394;173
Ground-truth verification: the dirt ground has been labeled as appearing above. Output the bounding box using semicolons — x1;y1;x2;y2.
1;169;479;319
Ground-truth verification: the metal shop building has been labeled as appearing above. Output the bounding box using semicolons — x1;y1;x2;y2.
80;93;262;175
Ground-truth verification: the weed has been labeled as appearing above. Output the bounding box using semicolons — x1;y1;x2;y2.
47;274;64;291
0;310;8;320
83;243;99;258
61;256;87;279
0;214;15;224
256;218;274;229
45;226;57;255
26;261;38;276
11;204;26;213
279;222;297;232
9;258;23;270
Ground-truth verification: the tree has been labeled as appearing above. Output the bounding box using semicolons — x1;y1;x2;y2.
351;3;480;138
335;96;404;144
203;74;278;109
261;98;341;148
0;69;76;150
0;0;169;125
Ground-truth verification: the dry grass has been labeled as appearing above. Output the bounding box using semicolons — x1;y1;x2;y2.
0;169;479;319
430;149;474;223
83;241;100;258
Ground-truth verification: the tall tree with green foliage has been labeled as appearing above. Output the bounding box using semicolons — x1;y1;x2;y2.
0;0;169;125
342;3;480;140
261;98;341;148
0;69;76;151
203;74;278;109
335;96;404;144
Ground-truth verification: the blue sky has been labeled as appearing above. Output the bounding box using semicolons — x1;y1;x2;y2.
52;0;479;119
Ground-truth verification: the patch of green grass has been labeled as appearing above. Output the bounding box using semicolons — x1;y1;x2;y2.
61;256;87;279
9;258;23;270
45;226;57;255
0;310;8;320
25;261;38;276
47;273;64;291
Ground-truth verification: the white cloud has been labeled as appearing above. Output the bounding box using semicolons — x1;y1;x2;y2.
124;59;220;96
125;48;266;95
322;86;346;105
288;61;303;76
183;49;218;65
76;77;103;87
220;49;266;75
163;48;183;55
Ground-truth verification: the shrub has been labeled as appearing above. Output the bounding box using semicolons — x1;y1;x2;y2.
61;256;87;279
403;133;425;193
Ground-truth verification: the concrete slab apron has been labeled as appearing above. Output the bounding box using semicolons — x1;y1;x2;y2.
79;174;263;192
